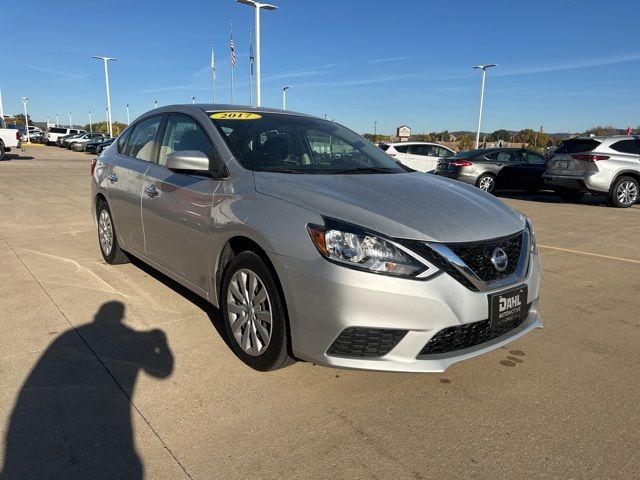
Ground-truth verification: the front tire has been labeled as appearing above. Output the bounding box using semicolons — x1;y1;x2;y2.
96;200;129;264
221;251;293;371
609;176;639;208
0;141;5;161
476;173;496;193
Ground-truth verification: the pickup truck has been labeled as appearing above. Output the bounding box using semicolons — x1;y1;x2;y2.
0;121;21;160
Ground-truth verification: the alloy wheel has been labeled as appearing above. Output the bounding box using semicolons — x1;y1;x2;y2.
98;209;113;256
478;176;494;192
617;181;638;206
226;269;273;356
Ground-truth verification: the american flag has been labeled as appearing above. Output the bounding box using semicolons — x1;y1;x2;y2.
230;36;235;68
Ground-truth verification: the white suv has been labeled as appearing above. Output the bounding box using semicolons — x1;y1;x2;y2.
544;136;640;207
46;127;86;145
380;142;455;172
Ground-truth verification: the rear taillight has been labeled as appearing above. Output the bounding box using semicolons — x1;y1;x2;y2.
450;160;473;167
90;158;97;175
571;154;609;161
16;132;20;141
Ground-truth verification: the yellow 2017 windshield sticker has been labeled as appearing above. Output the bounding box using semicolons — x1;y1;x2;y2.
210;112;262;120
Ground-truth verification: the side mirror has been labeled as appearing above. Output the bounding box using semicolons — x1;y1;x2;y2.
165;150;210;172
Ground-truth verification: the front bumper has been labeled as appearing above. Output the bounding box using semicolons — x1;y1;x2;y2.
273;250;542;372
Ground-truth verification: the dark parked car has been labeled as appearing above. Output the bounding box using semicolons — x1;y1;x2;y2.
88;137;115;154
435;148;547;193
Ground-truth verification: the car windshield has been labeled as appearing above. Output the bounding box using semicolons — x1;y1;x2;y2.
210;112;406;174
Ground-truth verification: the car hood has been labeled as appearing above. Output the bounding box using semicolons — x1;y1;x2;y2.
254;172;524;242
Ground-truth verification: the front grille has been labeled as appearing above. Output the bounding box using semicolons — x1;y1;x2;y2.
327;327;407;358
419;304;531;355
448;232;523;283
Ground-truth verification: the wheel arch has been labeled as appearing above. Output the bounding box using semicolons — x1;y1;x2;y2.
611;170;640;187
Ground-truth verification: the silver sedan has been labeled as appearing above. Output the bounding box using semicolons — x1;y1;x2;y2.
91;105;542;372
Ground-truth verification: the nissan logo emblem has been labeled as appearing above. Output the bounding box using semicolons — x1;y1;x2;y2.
491;247;509;272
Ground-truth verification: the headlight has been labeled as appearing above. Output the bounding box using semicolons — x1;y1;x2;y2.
307;219;438;279
525;217;538;254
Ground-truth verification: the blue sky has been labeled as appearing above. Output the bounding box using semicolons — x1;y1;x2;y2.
2;0;639;134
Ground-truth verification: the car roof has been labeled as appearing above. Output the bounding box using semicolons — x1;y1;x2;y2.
141;104;318;120
564;135;640;142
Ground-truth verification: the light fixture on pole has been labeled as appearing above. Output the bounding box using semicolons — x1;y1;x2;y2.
154;100;158;109
236;0;278;107
20;96;30;144
282;86;289;110
472;64;497;149
190;96;196;104
126;104;130;125
92;56;117;139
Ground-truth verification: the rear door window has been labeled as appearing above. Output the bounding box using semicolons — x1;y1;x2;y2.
124;116;163;161
556;139;601;154
522;151;546;164
408;144;430;156
393;144;409;154
430;146;454;158
610;140;639;155
486;151;519;163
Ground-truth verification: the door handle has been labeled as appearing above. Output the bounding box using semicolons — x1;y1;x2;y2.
107;173;118;183
144;185;159;198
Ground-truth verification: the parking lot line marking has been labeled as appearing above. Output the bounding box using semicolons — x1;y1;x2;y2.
538;244;640;265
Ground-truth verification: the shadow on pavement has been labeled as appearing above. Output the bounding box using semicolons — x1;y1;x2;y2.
496;190;610;206
0;153;34;161
129;256;233;350
0;301;173;480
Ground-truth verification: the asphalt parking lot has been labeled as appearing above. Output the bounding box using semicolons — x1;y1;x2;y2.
1;146;639;479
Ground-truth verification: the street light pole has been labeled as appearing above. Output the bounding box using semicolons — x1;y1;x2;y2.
89;110;93;133
473;64;497;149
92;56;117;138
154;100;158;109
55;114;59;127
190;96;196;104
68;112;72;129
236;0;278;107
282;86;289;110
20;97;30;144
126;104;130;125
374;121;378;142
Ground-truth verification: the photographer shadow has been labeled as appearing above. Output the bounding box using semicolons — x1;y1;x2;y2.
0;301;173;480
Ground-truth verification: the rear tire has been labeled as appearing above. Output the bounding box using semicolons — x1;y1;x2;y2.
609;176;639;208
555;188;584;203
0;142;5;161
96;200;129;264
476;173;496;193
221;251;294;371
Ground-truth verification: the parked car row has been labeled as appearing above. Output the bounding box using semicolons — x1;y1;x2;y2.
384;137;639;208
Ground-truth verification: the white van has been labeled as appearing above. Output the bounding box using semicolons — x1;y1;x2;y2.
46;127;86;145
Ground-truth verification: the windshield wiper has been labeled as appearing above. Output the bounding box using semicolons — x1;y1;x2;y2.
254;168;306;174
335;167;398;174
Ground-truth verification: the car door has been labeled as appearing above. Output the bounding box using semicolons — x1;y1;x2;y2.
405;144;433;172
520;150;548;190
428;145;455;172
140;113;218;294
486;150;522;188
105;115;162;254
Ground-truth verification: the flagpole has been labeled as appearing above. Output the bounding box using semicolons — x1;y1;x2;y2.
249;30;253;106
211;43;216;103
230;21;234;104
